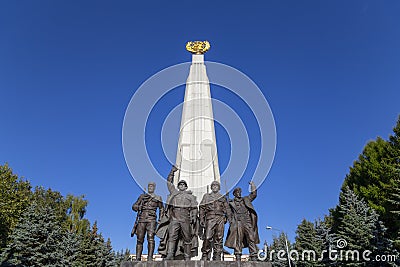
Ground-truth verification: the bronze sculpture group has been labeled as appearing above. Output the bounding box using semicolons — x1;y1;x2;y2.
131;166;260;261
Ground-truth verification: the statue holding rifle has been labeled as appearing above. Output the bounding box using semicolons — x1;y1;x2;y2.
199;181;232;261
131;182;163;261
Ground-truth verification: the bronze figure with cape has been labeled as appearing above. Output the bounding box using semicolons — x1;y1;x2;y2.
156;166;199;260
225;181;260;261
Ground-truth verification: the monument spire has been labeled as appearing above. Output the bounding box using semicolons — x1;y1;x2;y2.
174;41;220;203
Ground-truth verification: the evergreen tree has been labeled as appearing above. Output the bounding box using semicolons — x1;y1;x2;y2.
343;116;400;241
95;236;117;267
115;249;132;265
335;187;376;249
76;222;101;267
315;217;334;267
62;230;82;267
269;232;292;267
295;219;323;267
388;177;400;250
31;186;68;225
0;163;118;266
0;164;31;251
369;219;398;267
76;221;116;266
331;187;383;266
0;203;75;266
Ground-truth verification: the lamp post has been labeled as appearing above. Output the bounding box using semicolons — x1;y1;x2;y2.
266;226;292;267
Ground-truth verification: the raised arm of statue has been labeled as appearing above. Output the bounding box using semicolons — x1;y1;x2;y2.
249;181;257;202
167;165;178;194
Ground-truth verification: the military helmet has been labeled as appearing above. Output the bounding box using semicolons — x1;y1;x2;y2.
233;187;242;195
177;180;187;187
210;181;220;189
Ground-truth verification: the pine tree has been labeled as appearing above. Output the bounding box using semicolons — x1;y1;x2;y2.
343;116;400;241
0;164;31;251
315;218;334;266
62;230;82;267
76;221;117;266
295;219;323;267
115;249;132;265
368;219;398;267
336;187;376;249
388;176;400;251
0;164;118;266
269;232;292;267
95;236;117;267
31;186;68;225
76;222;101;267
331;187;380;266
0;203;74;266
103;238;118;267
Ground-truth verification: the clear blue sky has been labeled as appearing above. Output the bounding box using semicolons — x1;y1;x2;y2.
1;0;399;253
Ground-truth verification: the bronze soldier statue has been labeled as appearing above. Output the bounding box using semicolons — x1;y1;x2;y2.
157;166;198;260
131;182;163;261
199;181;232;261
225;181;260;261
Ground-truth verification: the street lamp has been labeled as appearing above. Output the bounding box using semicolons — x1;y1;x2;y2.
266;226;292;267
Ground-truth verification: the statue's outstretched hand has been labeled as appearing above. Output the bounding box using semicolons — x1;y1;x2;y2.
249;181;256;191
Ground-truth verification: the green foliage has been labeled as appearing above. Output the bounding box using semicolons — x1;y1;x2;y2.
103;238;118;267
334;187;377;253
0;202;75;266
388;177;400;250
32;186;68;225
115;249;132;265
314;218;334;266
65;194;90;235
0;163;118;266
294;117;400;267
343;116;400;241
0;164;31;251
76;222;117;267
269;232;292;267
62;231;82;267
330;187;397;266
295;219;325;267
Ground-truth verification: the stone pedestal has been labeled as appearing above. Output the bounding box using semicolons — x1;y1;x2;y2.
120;260;273;267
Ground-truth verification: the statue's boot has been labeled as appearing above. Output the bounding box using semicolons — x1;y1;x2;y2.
201;254;208;261
147;241;155;261
213;252;222;261
235;254;241;262
184;244;191;261
164;241;175;260
136;244;143;261
249;256;259;261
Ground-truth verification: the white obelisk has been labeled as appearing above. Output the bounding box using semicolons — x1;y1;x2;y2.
174;41;220;204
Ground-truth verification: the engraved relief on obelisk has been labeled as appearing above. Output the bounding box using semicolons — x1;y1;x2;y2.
174;41;220;202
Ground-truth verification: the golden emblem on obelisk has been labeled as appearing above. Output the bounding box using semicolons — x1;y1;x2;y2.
185;41;210;54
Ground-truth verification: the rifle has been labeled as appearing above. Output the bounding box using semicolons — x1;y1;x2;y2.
224;179;237;223
130;190;146;237
224;179;229;201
